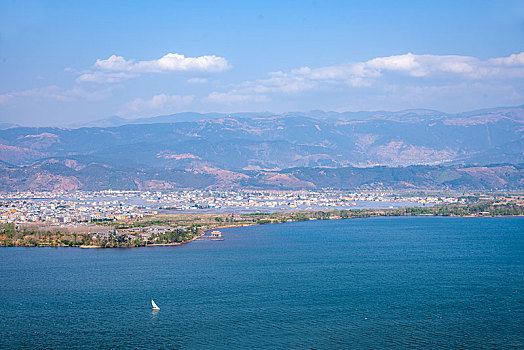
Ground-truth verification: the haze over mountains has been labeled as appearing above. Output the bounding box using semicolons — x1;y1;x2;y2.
1;105;523;191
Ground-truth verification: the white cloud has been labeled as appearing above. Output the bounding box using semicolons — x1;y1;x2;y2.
120;94;195;117
187;77;208;84
204;91;268;105
4;51;523;115
366;53;422;75
76;71;137;83
0;85;115;105
362;52;524;79
205;51;524;105
305;52;524;81
133;53;230;73
489;52;524;66
0;94;12;104
79;53;230;84
94;55;133;71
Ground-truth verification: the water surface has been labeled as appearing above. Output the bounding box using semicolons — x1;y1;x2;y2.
1;217;523;348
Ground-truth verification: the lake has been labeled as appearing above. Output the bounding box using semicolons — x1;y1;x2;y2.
1;217;523;348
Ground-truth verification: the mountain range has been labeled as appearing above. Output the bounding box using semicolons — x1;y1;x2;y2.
1;105;523;191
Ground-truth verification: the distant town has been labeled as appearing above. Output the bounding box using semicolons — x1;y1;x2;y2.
0;189;470;225
1;189;522;248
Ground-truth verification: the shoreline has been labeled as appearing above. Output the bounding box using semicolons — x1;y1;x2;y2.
2;207;523;248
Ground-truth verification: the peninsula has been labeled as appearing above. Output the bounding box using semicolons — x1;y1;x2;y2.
1;194;522;248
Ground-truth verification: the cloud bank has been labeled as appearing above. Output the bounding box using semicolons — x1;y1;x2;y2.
204;51;524;108
2;51;523;118
0;85;115;104
77;53;230;83
120;94;195;118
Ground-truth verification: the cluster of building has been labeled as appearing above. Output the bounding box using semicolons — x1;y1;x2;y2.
139;189;463;210
0;189;466;224
0;194;156;224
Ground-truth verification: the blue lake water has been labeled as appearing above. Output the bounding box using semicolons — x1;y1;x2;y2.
1;216;523;349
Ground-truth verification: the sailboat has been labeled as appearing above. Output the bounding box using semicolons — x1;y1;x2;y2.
151;299;160;310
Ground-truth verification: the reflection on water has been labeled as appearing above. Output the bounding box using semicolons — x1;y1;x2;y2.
151;308;160;319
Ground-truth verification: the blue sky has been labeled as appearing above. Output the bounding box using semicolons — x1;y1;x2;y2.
1;0;523;126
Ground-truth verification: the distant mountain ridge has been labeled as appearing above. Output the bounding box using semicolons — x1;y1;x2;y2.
1;105;523;191
72;112;277;128
0;123;19;130
0;157;521;191
69;105;523;128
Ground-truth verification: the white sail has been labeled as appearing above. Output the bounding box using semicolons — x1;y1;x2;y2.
151;299;160;310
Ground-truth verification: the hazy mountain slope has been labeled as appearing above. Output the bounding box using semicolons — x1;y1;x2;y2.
1;157;522;191
2;106;523;168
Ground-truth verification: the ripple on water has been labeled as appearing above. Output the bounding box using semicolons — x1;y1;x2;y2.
0;217;523;349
